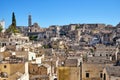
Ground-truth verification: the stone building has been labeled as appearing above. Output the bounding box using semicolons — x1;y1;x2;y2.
100;30;113;44
0;63;26;80
57;67;80;80
28;23;42;33
103;65;120;80
29;63;50;80
94;44;116;58
9;33;29;45
0;20;5;32
68;24;77;31
116;23;120;38
82;63;106;80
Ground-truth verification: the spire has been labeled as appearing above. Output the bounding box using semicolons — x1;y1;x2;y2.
28;15;32;27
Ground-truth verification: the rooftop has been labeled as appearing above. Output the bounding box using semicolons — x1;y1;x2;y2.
105;65;120;77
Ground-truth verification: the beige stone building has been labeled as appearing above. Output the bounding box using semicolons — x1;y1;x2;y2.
94;44;116;58
82;63;106;80
28;23;43;32
57;67;80;80
29;63;50;80
57;59;107;80
0;63;25;80
103;65;120;80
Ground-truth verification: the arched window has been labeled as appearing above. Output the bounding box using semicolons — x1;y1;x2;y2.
54;78;57;80
104;73;106;80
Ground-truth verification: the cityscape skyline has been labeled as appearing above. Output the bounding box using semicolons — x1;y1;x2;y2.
0;0;120;28
0;1;120;80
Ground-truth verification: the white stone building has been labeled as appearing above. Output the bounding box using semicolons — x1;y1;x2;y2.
0;20;5;32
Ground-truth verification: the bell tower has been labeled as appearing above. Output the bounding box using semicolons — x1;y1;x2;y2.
28;15;32;27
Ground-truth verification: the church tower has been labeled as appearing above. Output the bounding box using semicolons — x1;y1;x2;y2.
28;15;32;27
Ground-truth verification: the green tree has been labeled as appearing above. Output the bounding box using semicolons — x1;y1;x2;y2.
0;25;3;32
75;25;79;29
29;35;38;41
12;12;16;27
6;12;19;33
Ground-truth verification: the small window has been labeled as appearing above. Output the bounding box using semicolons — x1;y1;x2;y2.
33;69;34;72
30;29;31;32
100;54;102;56
54;78;57;80
86;73;89;78
4;65;7;68
106;54;108;57
109;54;111;56
32;57;33;60
9;43;11;45
26;40;28;42
104;73;106;80
100;73;102;78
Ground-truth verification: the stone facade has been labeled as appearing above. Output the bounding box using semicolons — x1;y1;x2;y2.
29;63;50;80
82;63;105;80
58;67;80;80
103;65;120;80
0;20;5;32
0;63;25;80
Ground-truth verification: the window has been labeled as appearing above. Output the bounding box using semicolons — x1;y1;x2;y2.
9;43;11;45
109;54;111;56
86;73;89;78
100;73;102;78
26;40;28;42
4;65;7;68
32;57;33;60
104;73;106;80
54;78;57;80
33;69;34;72
30;29;31;32
106;54;108;57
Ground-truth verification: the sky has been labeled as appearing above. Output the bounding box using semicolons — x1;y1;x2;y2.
0;0;120;28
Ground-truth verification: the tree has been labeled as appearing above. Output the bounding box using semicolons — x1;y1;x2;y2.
6;12;19;33
29;35;38;41
12;12;16;27
0;25;3;37
75;25;80;29
0;25;3;32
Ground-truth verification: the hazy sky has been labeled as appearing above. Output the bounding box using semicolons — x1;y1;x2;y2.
0;0;120;28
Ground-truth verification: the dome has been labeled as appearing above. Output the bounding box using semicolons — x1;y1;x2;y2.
33;23;40;28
